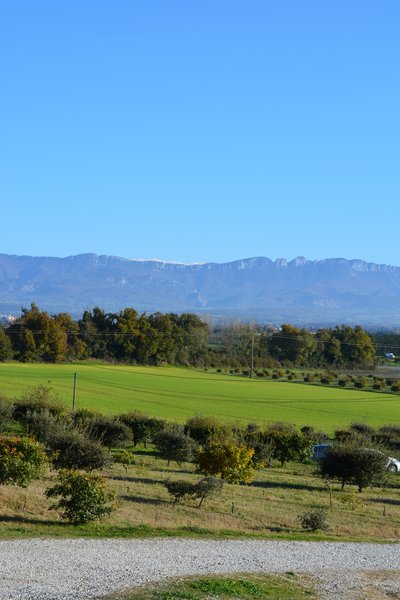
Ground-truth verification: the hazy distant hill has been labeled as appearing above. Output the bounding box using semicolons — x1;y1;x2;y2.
1;253;400;326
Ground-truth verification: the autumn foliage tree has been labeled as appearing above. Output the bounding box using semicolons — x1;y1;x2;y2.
0;436;46;487
197;437;255;483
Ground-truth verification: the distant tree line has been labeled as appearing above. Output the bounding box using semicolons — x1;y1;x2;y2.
0;303;376;368
371;331;400;358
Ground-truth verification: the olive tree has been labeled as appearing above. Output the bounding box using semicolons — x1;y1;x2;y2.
319;443;389;492
153;427;197;466
48;430;109;471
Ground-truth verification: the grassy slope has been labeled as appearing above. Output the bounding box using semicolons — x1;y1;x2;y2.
0;454;399;542
1;363;399;431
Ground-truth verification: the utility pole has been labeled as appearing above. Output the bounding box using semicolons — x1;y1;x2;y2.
250;332;261;378
72;372;77;410
250;334;255;378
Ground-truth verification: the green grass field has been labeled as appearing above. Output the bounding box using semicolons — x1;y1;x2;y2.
1;362;399;432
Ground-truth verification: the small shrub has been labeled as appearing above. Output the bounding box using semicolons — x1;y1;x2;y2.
298;509;329;531
195;475;224;507
23;408;68;444
339;492;364;510
71;409;100;430
46;469;114;524
13;385;65;424
391;384;400;392
350;423;375;437
113;449;136;473
354;379;366;389
164;476;223;507
338;379;347;387
334;429;353;442
163;480;197;503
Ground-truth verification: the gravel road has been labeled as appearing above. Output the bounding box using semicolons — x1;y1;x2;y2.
0;538;398;599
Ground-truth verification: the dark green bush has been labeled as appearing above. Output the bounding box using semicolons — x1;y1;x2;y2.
194;475;224;507
153;426;197;465
298;509;329;531
163;476;223;507
120;412;165;447
49;430;109;471
112;449;136;473
163;480;197;502
184;415;227;446
71;409;100;430
265;423;313;466
88;416;132;450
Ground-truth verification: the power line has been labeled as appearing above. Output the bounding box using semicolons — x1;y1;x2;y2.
2;328;393;350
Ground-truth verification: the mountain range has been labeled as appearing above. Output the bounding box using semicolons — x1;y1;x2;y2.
1;253;400;327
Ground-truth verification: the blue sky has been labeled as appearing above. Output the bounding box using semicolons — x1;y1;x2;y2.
1;1;399;265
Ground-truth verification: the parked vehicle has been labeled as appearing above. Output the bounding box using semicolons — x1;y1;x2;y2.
311;444;330;460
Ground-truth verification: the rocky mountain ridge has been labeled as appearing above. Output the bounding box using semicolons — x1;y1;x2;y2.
1;253;400;326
